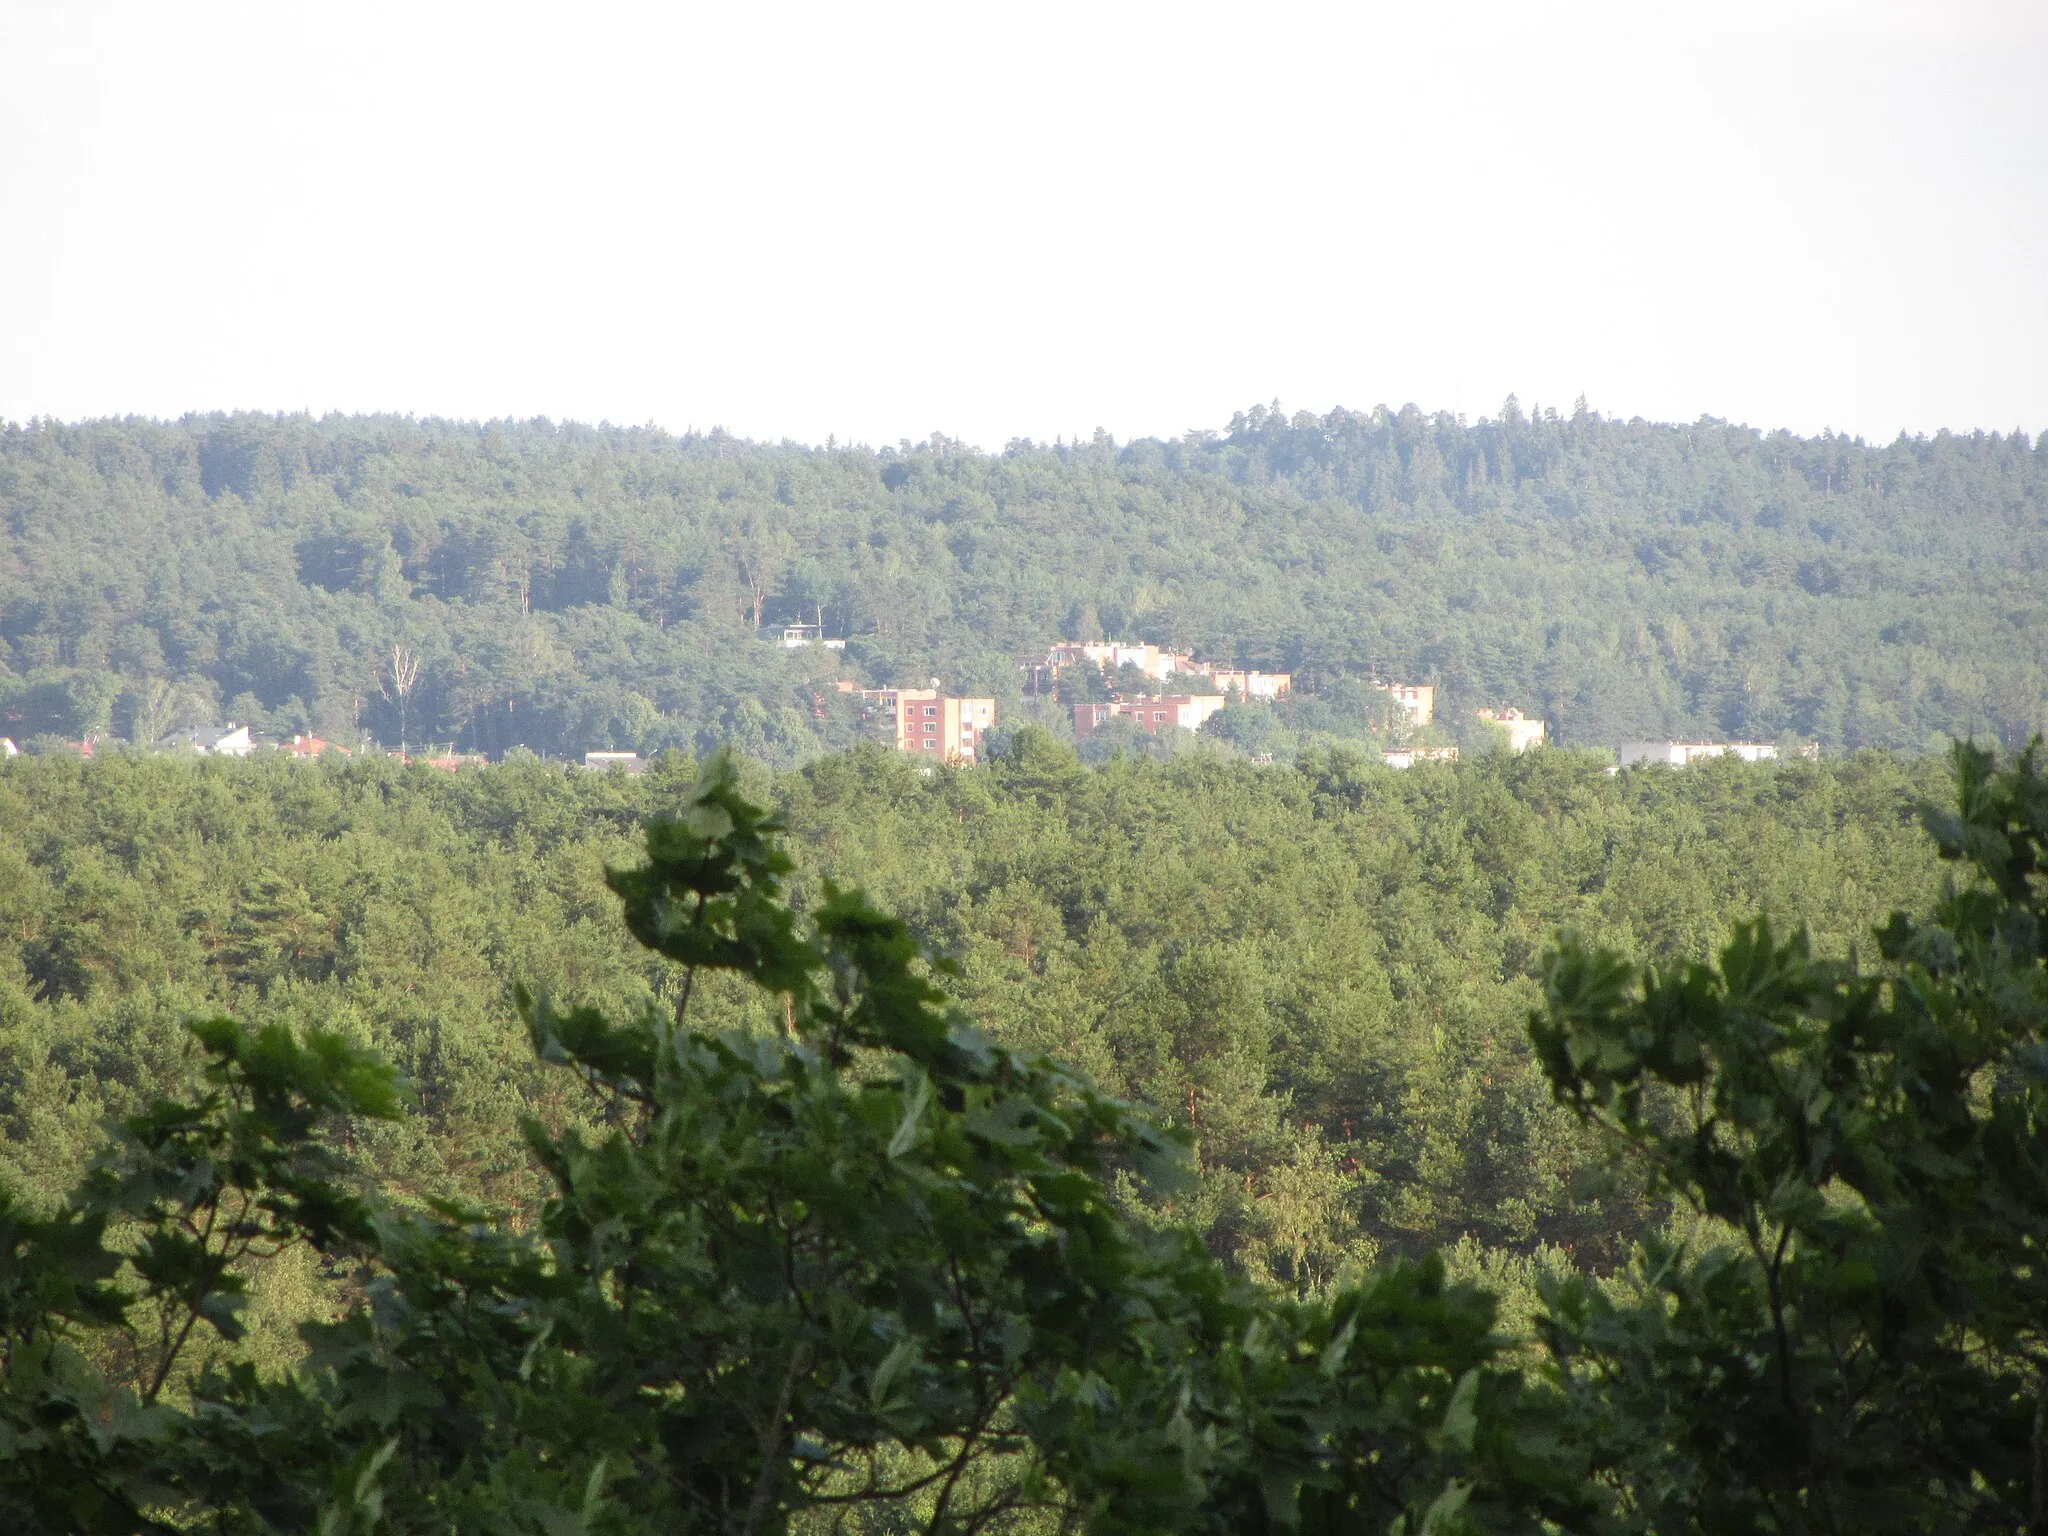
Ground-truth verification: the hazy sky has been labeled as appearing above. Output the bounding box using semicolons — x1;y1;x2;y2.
2;0;2043;447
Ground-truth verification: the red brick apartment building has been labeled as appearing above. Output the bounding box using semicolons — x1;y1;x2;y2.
860;689;996;762
1072;695;1226;740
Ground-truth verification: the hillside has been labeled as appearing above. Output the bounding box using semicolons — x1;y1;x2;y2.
1;403;2042;760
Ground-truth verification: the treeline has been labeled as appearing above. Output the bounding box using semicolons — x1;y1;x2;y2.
1;404;2042;761
0;737;1945;1276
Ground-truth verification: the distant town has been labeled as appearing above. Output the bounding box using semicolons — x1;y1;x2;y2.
0;629;1806;774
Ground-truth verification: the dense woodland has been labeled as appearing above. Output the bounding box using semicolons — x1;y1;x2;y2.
6;400;2048;1530
2;405;2043;761
0;741;1945;1278
2;736;2044;1534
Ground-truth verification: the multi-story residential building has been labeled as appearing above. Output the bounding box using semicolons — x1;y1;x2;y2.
1476;708;1546;753
861;689;996;763
1370;681;1434;729
1617;740;1779;768
1072;695;1226;741
1202;667;1293;699
1038;642;1291;698
1047;641;1185;681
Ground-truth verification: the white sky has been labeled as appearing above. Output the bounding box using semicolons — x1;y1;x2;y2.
1;0;2043;448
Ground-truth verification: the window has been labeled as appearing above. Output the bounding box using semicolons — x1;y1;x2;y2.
923;706;937;717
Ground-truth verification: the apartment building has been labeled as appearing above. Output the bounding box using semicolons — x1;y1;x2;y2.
1370;681;1434;729
1476;708;1546;753
1040;642;1291;697
861;689;996;762
1072;694;1226;740
1046;641;1181;681
1617;740;1779;768
1202;667;1292;699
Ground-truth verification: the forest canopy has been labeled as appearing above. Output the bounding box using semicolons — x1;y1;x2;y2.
1;737;2044;1533
1;404;2042;761
0;740;1948;1276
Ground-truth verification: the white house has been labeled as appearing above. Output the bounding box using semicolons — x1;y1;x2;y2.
171;724;255;757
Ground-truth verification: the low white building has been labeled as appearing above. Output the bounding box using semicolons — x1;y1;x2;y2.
1382;746;1459;770
778;624;846;651
1617;740;1779;768
584;751;651;775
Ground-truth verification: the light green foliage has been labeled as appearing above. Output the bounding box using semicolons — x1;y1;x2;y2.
0;408;2043;759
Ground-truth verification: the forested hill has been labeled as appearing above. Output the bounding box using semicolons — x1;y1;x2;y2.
2;403;2042;761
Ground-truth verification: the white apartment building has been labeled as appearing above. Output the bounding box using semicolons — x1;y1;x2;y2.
1042;641;1292;699
1047;641;1182;681
1477;708;1547;753
1617;740;1779;768
1204;667;1293;700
